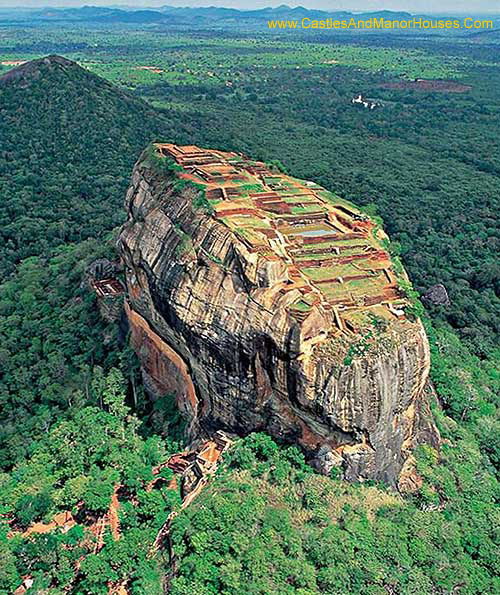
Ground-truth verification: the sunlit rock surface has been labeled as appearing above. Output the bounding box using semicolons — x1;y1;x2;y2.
119;144;439;484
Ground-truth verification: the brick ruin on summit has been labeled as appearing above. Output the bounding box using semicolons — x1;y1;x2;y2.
156;143;405;334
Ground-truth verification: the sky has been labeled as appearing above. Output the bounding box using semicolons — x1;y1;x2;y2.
0;1;498;14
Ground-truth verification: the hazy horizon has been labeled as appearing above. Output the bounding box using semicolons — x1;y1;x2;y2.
1;1;499;15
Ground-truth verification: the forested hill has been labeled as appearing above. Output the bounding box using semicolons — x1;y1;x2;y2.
0;55;176;277
0;55;186;465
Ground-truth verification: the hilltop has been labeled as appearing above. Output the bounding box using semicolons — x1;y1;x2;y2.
0;55;175;277
119;143;439;485
0;54;75;86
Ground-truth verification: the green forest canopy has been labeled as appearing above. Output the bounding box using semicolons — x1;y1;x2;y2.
0;28;498;595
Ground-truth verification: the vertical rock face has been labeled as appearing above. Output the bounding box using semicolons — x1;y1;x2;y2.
119;144;439;485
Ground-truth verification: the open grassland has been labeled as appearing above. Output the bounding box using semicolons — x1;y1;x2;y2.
0;27;482;89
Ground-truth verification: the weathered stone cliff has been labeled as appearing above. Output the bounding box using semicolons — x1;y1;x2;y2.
119;144;439;486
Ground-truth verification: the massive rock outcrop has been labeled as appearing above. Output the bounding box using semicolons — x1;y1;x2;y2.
119;143;439;485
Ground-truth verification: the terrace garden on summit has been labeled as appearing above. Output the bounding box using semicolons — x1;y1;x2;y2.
155;143;409;336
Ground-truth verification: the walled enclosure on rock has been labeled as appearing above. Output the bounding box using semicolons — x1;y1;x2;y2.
119;143;439;485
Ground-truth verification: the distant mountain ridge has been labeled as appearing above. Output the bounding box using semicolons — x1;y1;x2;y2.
25;5;435;22
1;4;494;37
4;4;495;33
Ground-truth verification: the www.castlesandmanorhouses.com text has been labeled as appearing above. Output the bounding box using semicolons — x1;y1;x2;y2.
268;17;493;30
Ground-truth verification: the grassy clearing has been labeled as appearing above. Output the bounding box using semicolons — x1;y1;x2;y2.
289;299;313;312
291;205;327;215
283;195;318;204
296;252;334;262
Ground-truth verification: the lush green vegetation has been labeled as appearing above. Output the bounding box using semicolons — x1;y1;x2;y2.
0;237;123;467
0;18;498;595
0;55;175;278
0;237;186;594
169;325;499;594
0;367;180;595
0;28;475;87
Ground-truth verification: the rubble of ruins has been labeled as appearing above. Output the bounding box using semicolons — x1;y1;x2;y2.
9;432;232;595
156;143;408;335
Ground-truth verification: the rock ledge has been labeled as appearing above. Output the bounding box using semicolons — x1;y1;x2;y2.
119;143;439;484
